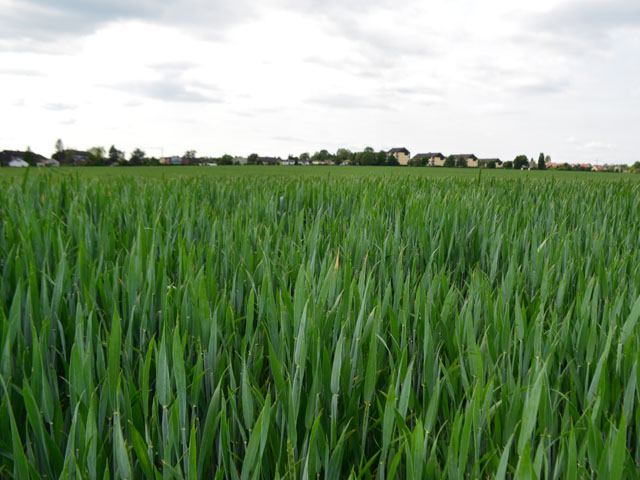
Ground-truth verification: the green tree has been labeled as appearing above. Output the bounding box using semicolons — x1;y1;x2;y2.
455;156;468;168
218;154;234;165
443;156;455;167
357;147;376;166
411;156;431;167
87;147;106;166
23;147;36;166
311;149;331;164
336;148;353;164
513;155;529;170
503;161;513;169
378;151;390;166
299;152;310;164
538;152;546;170
108;145;124;164
53;139;67;164
247;153;259;165
487;160;496;169
130;148;146;166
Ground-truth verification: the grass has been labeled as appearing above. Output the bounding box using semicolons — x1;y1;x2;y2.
0;171;639;478
0;164;637;181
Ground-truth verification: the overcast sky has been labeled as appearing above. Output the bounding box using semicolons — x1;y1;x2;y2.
1;0;639;163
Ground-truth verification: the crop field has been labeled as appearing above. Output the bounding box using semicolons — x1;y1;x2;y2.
1;172;640;478
0;164;638;181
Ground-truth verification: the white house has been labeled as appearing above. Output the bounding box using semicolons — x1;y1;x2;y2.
9;158;29;167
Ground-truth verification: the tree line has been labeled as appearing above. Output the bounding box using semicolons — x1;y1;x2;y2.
11;140;640;172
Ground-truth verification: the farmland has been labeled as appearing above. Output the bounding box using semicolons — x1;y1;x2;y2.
0;164;638;181
1;170;640;478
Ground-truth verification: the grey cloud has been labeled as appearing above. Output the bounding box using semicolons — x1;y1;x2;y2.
306;82;444;111
111;61;222;103
0;0;255;49
117;79;222;103
0;0;154;46
331;17;434;64
1;0;421;57
302;22;435;79
517;0;640;53
508;80;568;95
298;0;434;74
466;58;569;97
44;103;78;111
537;0;640;35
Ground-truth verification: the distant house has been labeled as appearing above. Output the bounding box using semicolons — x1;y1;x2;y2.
412;152;445;166
259;156;278;165
9;158;29;167
451;154;479;167
479;158;502;168
387;148;410;166
38;158;60;167
0;149;52;167
160;156;183;165
62;149;89;165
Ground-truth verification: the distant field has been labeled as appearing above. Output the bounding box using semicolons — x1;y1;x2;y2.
0;164;637;181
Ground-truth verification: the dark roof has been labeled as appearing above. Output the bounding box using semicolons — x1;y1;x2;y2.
479;158;502;163
0;149;49;166
388;147;410;154
259;156;278;164
450;154;478;160
413;152;444;159
66;149;89;157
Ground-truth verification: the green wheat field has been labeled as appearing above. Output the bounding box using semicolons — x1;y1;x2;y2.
1;168;640;478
